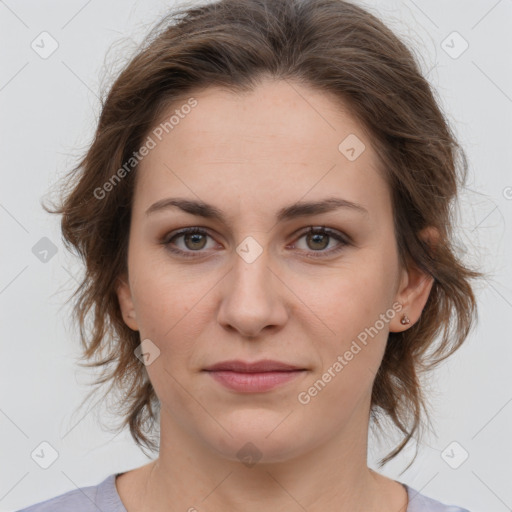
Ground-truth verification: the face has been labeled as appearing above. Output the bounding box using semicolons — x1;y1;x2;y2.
116;78;434;464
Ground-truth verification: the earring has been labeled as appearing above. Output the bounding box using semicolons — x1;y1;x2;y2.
400;314;410;325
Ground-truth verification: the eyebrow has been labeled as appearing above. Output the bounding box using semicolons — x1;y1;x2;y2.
145;196;368;223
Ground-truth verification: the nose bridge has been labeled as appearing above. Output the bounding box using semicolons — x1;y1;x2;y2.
231;234;273;301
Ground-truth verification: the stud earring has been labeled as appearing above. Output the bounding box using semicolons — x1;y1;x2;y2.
400;314;410;325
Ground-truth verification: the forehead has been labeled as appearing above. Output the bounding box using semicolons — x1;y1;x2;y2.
134;78;392;224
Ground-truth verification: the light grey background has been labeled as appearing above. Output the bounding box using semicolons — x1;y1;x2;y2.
1;1;511;511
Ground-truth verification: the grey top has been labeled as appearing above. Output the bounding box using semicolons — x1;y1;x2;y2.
16;473;471;511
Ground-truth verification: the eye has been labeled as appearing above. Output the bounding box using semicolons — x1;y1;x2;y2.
162;227;218;257
161;226;350;259
290;226;349;258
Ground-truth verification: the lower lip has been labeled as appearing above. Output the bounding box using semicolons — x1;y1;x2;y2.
205;370;306;392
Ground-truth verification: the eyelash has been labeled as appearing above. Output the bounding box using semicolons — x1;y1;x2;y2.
161;226;350;259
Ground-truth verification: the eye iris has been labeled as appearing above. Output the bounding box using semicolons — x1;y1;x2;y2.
185;232;207;250
307;232;329;250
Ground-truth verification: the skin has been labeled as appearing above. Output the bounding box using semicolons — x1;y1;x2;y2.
115;77;436;512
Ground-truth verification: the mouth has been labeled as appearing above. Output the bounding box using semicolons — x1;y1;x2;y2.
203;359;306;372
202;359;308;392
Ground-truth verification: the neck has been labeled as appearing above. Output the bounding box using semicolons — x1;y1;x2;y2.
130;406;408;512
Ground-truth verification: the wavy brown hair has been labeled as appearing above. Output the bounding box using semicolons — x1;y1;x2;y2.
45;0;483;469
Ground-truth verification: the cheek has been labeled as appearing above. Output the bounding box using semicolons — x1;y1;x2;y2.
305;262;395;337
129;259;216;362
298;255;397;378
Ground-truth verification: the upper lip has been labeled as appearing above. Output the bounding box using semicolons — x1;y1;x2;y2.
203;359;305;372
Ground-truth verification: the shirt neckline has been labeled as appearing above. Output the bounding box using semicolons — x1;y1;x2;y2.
108;473;415;511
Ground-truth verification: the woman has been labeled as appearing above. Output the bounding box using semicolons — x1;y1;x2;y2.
18;0;481;510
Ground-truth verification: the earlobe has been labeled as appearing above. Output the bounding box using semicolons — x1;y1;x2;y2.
115;274;139;331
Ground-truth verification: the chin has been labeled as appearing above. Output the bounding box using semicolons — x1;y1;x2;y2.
203;411;312;465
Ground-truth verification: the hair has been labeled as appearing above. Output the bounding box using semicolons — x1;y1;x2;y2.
45;0;484;470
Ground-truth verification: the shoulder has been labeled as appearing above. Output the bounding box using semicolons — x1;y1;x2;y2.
15;474;126;512
403;483;471;512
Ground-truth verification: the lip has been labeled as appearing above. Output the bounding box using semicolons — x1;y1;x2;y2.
203;359;304;372
203;359;307;393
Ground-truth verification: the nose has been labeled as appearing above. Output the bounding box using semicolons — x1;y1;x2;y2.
216;241;289;339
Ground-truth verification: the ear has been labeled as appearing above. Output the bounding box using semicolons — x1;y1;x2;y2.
390;226;438;332
115;273;139;331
